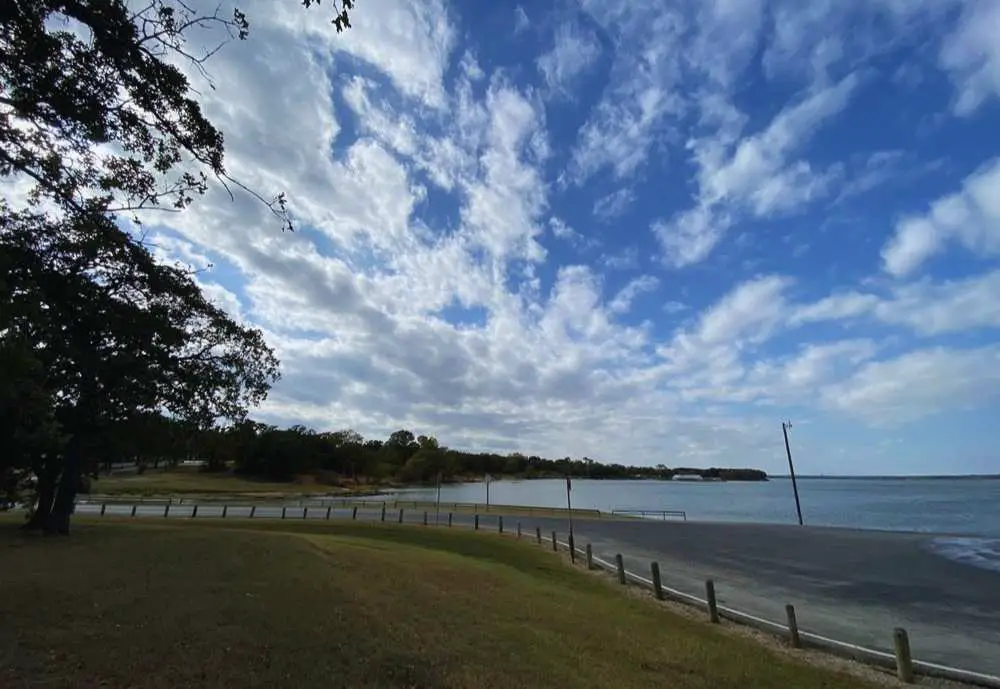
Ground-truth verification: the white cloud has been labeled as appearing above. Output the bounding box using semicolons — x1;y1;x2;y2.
655;74;859;267
277;0;455;109
821;346;1000;425
609;275;659;314
570;1;685;182
513;6;530;35
73;0;1000;474
882;157;1000;276
593;187;635;221
537;22;601;96
940;0;1000;116
653;206;731;268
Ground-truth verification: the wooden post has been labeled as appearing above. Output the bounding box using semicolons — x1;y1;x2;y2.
326;506;332;520
568;533;576;563
222;505;227;518
535;526;542;544
651;562;664;600
380;504;386;522
474;514;480;530
351;506;358;520
586;544;593;570
786;605;801;648
615;554;626;584
423;511;428;526
551;531;558;551
100;503;106;516
516;522;522;539
250;505;256;518
893;628;914;684
281;506;286;520
705;580;720;623
164;504;170;518
130;504;137;517
498;516;503;533
448;512;453;527
192;504;199;518
398;508;404;524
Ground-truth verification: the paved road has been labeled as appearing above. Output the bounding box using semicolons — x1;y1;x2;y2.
76;502;1000;678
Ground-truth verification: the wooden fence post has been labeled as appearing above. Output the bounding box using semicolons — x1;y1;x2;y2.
326;506;332;520
281;506;286;520
893;628;914;683
222;505;227;518
651;562;664;600
192;505;199;518
551;531;558;552
423;511;428;526
100;503;106;516
586;544;593;570
705;580;720;623
398;508;404;524
351;506;358;520
250;505;256;518
498;516;503;534
786;605;801;648
535;526;542;544
448;512;453;527
568;533;576;563
615;554;626;584
474;514;480;530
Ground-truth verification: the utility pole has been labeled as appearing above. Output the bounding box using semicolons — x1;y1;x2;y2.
782;421;804;526
566;475;573;538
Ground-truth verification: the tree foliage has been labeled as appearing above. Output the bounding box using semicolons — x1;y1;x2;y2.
0;0;366;530
78;420;768;491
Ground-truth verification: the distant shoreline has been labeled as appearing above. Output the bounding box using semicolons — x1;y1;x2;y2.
772;474;1000;481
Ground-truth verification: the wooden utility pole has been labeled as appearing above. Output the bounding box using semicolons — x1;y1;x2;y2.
783;421;804;526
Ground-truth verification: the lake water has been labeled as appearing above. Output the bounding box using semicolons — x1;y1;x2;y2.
390;477;1000;570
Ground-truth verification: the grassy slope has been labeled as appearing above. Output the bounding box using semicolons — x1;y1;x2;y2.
0;519;875;689
89;469;356;496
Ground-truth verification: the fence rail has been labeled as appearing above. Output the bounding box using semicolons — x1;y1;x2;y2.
69;500;999;688
611;509;687;521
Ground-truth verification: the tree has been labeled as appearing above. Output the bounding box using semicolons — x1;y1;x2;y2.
2;208;279;531
1;0;361;530
1;0;358;229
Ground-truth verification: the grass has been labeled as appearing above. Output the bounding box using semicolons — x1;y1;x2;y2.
88;468;370;497
0;518;878;689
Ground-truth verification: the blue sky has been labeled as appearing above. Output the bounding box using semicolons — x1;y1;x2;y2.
132;0;1000;475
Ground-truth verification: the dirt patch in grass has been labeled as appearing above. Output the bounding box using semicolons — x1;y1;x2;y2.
1;518;885;689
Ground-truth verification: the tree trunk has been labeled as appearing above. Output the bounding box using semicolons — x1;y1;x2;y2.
22;459;59;530
46;439;83;535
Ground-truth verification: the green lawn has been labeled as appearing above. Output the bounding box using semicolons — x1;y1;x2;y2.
88;469;368;496
0;519;877;689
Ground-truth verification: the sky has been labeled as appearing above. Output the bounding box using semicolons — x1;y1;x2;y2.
129;0;1000;476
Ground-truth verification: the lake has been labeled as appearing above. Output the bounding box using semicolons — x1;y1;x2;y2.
389;476;1000;538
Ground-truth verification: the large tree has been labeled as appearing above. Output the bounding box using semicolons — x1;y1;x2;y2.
1;1;360;530
1;207;280;531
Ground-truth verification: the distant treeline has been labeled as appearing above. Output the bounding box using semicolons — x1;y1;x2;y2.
88;416;767;485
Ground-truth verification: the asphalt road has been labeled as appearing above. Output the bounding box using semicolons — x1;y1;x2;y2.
75;502;1000;678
